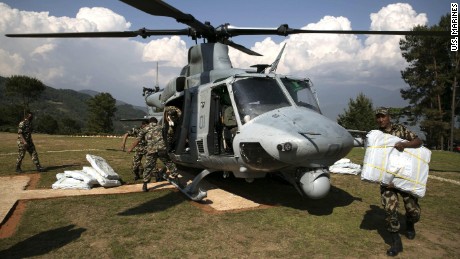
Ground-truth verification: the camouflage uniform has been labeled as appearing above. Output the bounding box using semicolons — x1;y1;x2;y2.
163;106;182;152
127;127;147;178
379;123;421;233
16;118;41;169
137;122;177;183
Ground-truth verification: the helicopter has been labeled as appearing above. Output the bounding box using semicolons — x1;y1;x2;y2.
6;0;449;201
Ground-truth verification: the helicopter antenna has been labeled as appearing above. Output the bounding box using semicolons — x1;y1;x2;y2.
155;62;159;89
267;43;286;74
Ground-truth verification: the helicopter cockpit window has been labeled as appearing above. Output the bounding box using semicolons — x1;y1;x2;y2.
281;78;321;113
232;77;290;122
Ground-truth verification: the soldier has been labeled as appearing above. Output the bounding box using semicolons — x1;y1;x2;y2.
163;106;182;152
128;117;177;192
16;112;45;173
374;107;423;257
121;120;149;181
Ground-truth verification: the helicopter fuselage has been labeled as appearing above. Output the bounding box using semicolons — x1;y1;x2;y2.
145;44;355;199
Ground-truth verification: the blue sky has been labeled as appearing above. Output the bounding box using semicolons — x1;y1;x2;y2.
0;0;452;120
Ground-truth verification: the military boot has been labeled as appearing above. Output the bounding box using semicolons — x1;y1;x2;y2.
142;182;148;192
386;232;403;257
36;165;46;172
15;165;22;173
406;220;416;240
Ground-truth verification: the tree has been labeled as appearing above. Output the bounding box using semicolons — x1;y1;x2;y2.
0;104;23;132
399;14;458;150
35;114;59;134
5;75;46;116
337;93;375;132
86;93;117;133
60;117;82;135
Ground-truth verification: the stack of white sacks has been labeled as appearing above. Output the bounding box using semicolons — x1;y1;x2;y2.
52;154;122;190
329;158;362;175
361;130;431;198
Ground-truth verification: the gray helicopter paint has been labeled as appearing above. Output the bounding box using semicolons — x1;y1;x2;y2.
188;43;233;76
234;106;354;168
146;43;357;198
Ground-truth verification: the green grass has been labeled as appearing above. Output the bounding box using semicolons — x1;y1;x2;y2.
0;132;459;258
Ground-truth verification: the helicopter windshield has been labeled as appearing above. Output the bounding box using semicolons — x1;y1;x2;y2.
281;78;321;113
232;77;290;122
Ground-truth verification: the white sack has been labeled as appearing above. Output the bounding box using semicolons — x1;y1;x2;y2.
329;159;361;175
361;130;431;197
86;154;120;180
52;177;91;190
82;166;121;188
64;170;98;186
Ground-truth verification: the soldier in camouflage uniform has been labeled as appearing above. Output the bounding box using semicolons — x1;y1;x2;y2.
16;112;45;173
128;117;177;192
163;106;182;153
121;120;148;181
375;107;423;257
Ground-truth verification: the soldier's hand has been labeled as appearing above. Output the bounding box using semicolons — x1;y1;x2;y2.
394;142;405;152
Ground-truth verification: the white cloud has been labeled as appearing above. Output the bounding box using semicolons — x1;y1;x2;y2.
142;36;187;67
369;3;427;31
30;43;55;57
76;7;131;31
0;48;24;75
359;3;428;68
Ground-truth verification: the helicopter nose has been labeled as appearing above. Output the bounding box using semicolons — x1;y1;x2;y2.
235;107;354;169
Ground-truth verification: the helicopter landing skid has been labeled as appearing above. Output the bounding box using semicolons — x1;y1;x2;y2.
165;169;215;201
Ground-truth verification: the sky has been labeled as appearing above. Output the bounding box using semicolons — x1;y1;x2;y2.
0;0;452;120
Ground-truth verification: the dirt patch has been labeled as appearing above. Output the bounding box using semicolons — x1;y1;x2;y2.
0;201;27;238
25;173;40;190
0;173;40;238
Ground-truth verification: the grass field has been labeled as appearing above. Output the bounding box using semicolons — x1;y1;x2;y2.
0;132;459;258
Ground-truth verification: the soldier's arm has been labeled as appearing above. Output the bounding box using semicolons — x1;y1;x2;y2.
127;139;140;153
121;133;129;151
18;123;27;145
394;137;423;151
127;128;144;153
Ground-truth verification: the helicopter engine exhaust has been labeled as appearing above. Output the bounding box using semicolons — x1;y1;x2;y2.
298;169;330;199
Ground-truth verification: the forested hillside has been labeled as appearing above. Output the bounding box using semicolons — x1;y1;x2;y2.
0;76;147;134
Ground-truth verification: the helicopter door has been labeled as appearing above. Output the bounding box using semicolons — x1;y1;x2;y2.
195;87;214;156
209;91;222;155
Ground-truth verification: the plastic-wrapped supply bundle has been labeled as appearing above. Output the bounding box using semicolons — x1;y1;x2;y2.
329;158;362;175
82;166;121;188
52;177;92;190
52;154;122;190
64;170;99;186
86;154;120;180
361;130;431;198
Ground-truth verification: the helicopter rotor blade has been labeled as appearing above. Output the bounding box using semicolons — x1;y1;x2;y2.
119;0;212;37
222;39;262;56
5;28;190;39
225;24;450;37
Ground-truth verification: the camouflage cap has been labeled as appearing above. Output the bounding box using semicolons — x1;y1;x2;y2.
375;107;389;115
